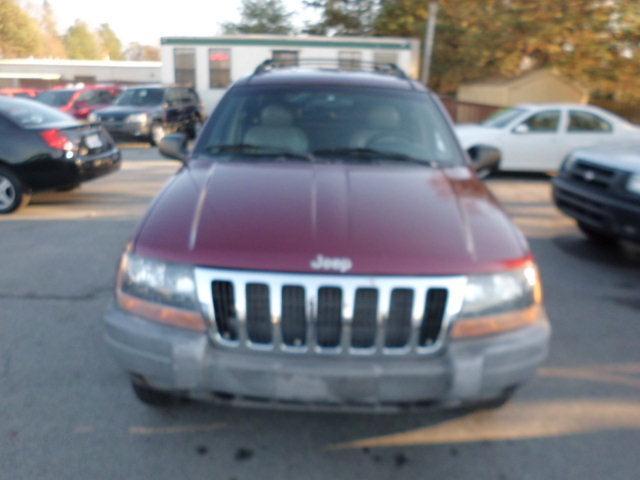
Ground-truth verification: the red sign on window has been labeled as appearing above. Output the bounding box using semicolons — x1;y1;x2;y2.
210;52;230;62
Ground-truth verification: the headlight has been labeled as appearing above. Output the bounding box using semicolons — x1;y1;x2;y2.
87;112;99;123
451;261;545;338
126;113;148;124
116;252;205;331
561;153;577;172
627;174;640;196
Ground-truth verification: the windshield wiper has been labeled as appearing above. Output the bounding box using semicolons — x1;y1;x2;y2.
205;144;315;162
312;147;436;166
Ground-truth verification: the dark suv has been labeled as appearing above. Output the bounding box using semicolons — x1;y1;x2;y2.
105;61;550;411
90;86;203;146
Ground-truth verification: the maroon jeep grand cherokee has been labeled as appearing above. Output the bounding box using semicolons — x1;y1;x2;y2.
105;62;550;410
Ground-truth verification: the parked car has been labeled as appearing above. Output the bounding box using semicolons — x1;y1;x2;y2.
0;87;41;99
104;61;550;411
0;97;121;214
89;86;203;146
35;85;121;119
552;144;640;244
456;103;640;173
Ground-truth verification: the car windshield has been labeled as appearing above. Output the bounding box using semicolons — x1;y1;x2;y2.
0;98;77;128
196;86;464;166
115;88;164;106
36;90;75;107
482;107;527;128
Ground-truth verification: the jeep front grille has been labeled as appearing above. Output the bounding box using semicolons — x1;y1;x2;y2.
197;269;466;355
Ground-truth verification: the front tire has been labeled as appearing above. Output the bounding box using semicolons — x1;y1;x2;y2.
577;221;617;245
0;167;29;214
131;379;178;406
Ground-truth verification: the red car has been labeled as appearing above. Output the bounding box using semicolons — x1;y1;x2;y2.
105;60;550;411
36;85;122;119
0;87;41;99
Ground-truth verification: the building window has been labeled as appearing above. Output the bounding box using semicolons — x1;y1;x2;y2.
373;51;398;67
174;48;196;86
338;51;362;70
272;50;298;67
209;48;231;89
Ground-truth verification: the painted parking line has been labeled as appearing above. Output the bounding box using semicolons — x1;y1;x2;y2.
128;423;225;436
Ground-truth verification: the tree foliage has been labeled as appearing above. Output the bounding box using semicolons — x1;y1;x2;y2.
223;0;294;34
304;0;380;35
64;20;103;59
124;42;160;61
98;23;124;60
40;0;66;58
0;0;45;57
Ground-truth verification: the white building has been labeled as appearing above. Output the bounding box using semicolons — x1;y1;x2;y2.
160;34;420;112
0;59;161;88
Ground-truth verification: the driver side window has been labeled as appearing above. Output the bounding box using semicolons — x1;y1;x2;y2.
516;110;561;133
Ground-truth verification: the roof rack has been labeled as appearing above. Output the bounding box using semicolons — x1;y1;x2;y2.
252;58;409;80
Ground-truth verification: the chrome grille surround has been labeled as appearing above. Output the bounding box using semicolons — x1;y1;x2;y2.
195;268;467;356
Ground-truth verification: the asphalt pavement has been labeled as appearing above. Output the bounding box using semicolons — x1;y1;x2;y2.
1;147;639;479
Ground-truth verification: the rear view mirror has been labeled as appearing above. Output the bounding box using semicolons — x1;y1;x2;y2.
468;145;501;178
159;133;188;163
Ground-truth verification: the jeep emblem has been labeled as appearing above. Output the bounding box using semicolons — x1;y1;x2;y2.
310;254;353;273
583;170;596;181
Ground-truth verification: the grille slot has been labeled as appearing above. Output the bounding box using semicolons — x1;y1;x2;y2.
212;281;238;341
281;286;307;346
351;288;378;348
420;289;448;346
246;283;271;344
569;160;617;189
317;287;342;347
385;289;414;348
200;270;461;356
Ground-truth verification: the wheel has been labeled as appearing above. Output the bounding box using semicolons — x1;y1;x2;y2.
0;167;29;214
186;118;202;140
149;123;166;146
131;378;178;406
577;221;617;245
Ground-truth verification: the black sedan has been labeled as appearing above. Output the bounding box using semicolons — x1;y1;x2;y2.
0;96;121;214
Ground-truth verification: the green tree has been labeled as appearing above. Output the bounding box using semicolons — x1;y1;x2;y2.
40;0;66;58
0;0;45;57
222;0;294;34
304;0;380;35
63;20;103;59
97;23;124;60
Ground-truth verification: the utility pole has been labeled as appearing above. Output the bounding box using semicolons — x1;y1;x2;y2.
421;1;439;86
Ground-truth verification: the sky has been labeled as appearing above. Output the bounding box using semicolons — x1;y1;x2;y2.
31;0;318;46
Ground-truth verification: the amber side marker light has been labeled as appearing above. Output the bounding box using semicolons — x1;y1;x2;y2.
117;290;207;333
451;260;546;339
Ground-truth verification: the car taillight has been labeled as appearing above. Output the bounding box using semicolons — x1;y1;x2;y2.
41;129;73;150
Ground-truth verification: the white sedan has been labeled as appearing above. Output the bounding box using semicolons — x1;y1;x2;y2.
456;103;640;173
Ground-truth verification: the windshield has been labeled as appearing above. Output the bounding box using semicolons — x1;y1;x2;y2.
115;88;164;107
36;90;75;107
482;107;527;128
0;98;77;128
196;86;464;166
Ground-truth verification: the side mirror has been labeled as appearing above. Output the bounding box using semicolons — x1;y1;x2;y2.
159;133;188;163
468;145;501;178
513;123;529;134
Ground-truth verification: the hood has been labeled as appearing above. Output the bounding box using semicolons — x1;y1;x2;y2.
573;143;640;172
134;160;529;276
455;124;501;148
96;105;159;116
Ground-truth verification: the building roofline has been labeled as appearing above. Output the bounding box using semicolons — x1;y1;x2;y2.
161;34;417;51
0;59;161;68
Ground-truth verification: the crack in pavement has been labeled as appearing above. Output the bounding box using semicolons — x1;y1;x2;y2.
0;286;113;302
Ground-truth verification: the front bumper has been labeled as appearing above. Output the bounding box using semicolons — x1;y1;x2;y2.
104;306;550;410
101;121;151;140
553;177;640;241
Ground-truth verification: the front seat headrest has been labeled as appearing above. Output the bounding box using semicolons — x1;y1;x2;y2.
367;105;401;130
260;105;294;127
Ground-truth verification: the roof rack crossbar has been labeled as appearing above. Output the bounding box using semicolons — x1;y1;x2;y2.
252;58;409;80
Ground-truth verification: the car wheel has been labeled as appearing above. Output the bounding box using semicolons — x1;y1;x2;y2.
149;123;165;146
0;167;29;214
131;378;179;407
577;222;617;245
187;119;202;140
